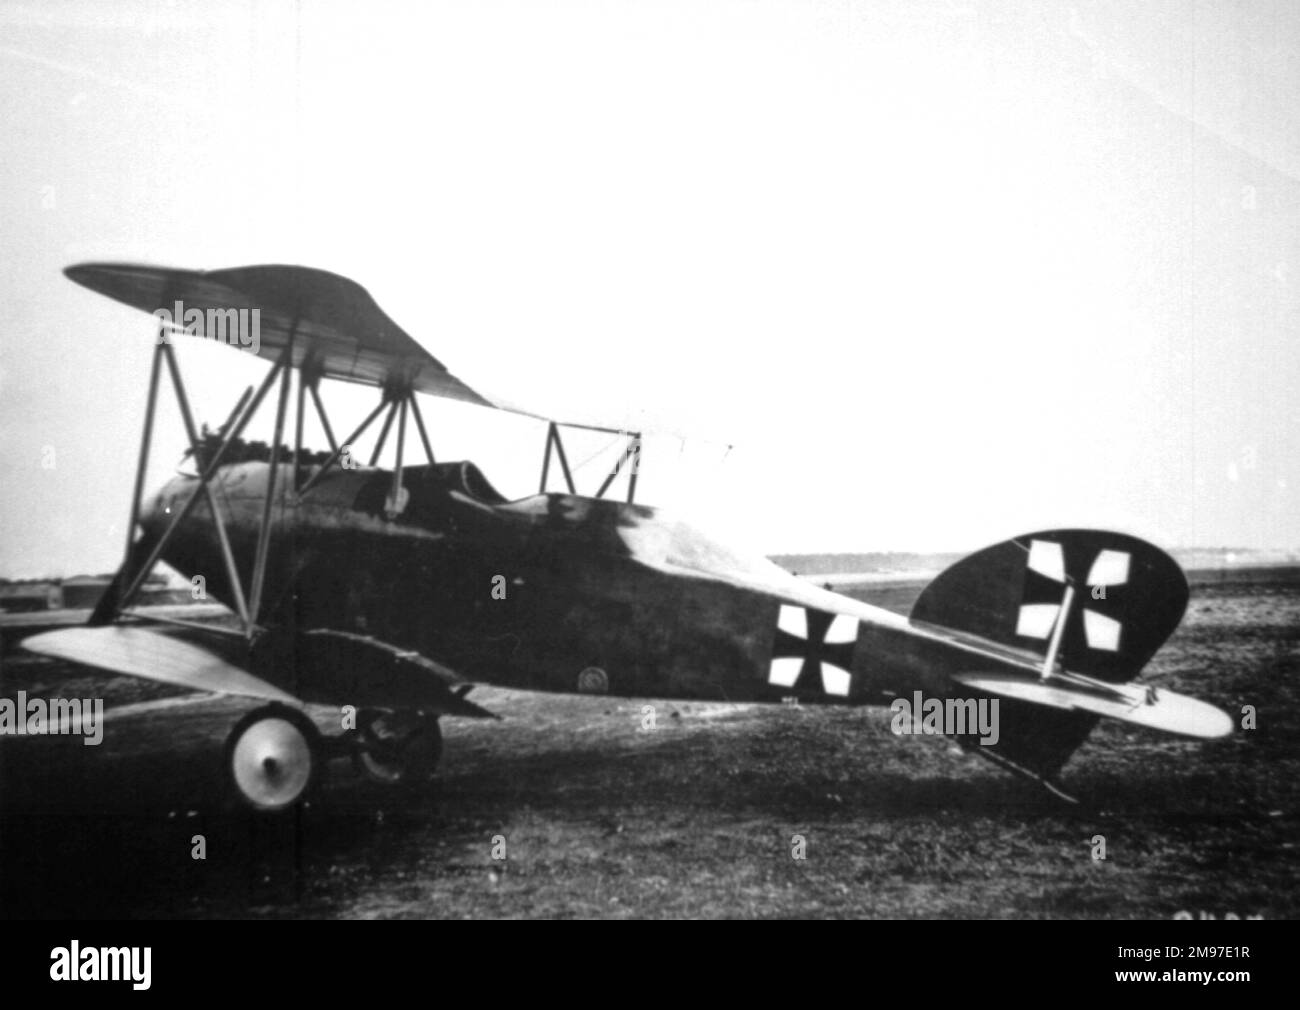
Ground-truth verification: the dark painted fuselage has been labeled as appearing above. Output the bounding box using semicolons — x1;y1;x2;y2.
143;459;919;706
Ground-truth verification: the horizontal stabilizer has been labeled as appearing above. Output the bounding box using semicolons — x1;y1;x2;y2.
953;671;1233;739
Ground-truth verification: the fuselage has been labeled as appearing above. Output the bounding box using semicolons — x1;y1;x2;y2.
142;457;1031;707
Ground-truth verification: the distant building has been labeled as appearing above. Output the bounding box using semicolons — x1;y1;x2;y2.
59;574;114;610
62;573;177;609
0;580;60;612
0;572;190;612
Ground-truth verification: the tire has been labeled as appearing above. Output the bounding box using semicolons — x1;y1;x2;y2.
223;704;321;811
351;710;443;785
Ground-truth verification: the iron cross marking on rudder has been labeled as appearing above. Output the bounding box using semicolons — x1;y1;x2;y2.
769;605;857;697
1016;539;1132;657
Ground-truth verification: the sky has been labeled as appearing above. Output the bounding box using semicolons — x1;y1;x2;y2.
0;0;1297;578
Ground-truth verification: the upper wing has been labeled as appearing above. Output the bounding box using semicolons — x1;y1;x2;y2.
64;261;731;438
64;262;494;407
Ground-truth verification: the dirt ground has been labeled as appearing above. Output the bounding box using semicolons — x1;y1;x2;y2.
1;570;1296;919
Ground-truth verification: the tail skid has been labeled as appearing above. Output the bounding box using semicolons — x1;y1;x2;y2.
968;745;1081;804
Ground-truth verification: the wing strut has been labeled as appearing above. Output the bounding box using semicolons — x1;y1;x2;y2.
159;342;251;628
306;376;338;453
93;336;290;632
103;337;446;637
247;321;297;622
538;421;643;503
408;393;436;465
386;394;409;520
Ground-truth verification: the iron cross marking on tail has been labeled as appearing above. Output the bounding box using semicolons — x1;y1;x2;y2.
1017;539;1132;654
770;605;857;697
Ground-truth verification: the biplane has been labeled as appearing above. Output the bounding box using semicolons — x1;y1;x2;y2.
22;262;1233;810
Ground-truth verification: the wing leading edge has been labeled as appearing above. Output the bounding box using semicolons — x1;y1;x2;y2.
65;262;493;406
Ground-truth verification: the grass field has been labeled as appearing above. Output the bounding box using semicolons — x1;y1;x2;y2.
1;569;1296;918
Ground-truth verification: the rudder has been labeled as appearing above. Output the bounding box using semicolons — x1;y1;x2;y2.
911;529;1188;684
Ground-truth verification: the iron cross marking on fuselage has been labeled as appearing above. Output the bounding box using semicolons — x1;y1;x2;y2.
771;607;857;696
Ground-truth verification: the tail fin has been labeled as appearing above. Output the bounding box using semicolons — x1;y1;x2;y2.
910;530;1190;789
912;529;1188;683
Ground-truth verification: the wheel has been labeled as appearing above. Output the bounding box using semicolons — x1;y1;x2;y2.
224;704;321;811
351;709;443;785
352;708;408;784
